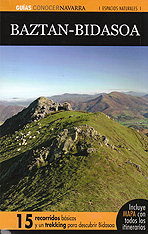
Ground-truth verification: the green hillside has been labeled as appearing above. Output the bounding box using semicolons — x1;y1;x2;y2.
0;110;148;211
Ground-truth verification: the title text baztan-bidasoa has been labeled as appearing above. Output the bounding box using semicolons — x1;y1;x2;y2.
10;24;140;36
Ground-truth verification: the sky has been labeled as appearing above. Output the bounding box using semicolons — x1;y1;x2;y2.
0;46;148;100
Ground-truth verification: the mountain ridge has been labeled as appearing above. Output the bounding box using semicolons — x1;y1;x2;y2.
1;91;148;122
72;91;148;121
1;92;148;132
0;104;25;123
0;96;148;211
0;97;72;137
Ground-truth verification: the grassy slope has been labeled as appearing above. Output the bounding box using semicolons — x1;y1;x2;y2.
0;110;148;211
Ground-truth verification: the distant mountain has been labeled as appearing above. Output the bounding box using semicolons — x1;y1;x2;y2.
0;104;25;122
0;94;103;118
72;92;148;121
1;92;148;124
123;91;147;96
0;93;110;123
48;93;105;104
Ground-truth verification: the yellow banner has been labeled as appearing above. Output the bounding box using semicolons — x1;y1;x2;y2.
0;212;117;230
0;0;148;12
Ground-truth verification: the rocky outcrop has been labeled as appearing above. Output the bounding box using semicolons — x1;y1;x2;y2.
31;97;72;122
0;97;72;136
27;124;126;171
28;125;106;170
1;123;140;183
0;125;102;182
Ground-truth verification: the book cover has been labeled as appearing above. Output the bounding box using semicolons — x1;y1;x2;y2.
0;0;148;232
